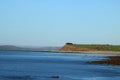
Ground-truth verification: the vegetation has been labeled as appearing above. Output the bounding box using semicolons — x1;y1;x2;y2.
66;43;120;51
66;43;73;45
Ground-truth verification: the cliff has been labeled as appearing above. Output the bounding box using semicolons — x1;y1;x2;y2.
60;44;91;52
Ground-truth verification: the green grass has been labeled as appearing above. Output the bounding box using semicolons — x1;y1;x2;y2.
67;43;120;51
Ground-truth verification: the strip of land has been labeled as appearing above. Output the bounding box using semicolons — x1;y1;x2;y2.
87;56;120;65
57;51;120;54
59;43;120;54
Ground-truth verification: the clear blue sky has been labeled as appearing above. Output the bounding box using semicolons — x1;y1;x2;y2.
0;0;120;46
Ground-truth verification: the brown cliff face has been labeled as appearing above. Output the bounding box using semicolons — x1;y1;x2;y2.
60;44;90;52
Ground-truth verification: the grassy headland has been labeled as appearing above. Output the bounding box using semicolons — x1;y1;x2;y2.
60;43;120;53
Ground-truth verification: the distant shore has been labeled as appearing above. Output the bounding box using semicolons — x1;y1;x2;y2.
1;49;120;54
59;43;120;54
52;50;120;54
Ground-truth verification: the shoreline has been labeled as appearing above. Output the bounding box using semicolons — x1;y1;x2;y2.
52;50;120;54
87;56;120;66
1;50;120;54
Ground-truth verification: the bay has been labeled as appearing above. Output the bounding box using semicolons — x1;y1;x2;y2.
0;51;120;80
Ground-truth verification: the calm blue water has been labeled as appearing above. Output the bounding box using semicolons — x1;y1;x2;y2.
0;51;120;80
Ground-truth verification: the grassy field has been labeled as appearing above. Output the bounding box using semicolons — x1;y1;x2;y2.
66;43;120;51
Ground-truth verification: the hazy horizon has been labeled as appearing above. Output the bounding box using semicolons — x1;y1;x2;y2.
0;0;120;46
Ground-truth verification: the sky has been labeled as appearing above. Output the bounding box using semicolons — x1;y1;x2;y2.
0;0;120;46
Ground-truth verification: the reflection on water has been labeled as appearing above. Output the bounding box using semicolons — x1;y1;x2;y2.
0;51;120;80
1;75;33;80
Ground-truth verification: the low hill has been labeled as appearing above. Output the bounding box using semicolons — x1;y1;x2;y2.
0;45;61;51
0;45;22;51
60;43;120;52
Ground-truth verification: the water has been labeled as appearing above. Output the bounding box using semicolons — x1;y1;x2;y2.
0;51;120;80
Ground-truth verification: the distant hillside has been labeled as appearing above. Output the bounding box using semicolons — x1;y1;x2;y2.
60;43;120;52
0;45;22;51
0;45;61;51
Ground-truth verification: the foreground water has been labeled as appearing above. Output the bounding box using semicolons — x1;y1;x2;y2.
0;51;120;80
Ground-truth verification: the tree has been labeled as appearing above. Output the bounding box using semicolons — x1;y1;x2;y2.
66;43;73;45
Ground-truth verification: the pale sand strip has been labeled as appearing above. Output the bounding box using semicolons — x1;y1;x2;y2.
52;50;120;54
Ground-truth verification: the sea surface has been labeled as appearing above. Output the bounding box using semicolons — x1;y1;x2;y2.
0;51;120;80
